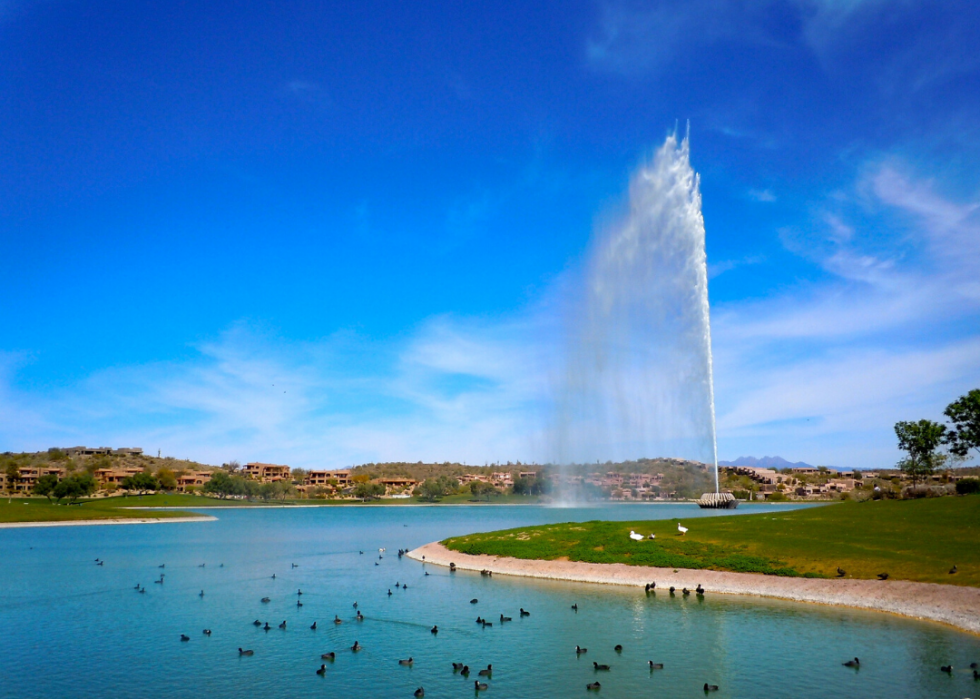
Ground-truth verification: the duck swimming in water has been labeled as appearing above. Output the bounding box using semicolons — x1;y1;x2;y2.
704;683;719;691
334;615;342;624
414;688;424;698
263;622;271;631
431;625;438;634
586;682;601;690
180;634;190;642
238;648;253;656
478;665;492;676
614;645;623;653
500;614;512;623
520;608;530;616
351;641;362;652
316;664;326;676
648;662;664;669
593;662;610;671
357;611;364;621
474;681;488;691
203;629;211;636
843;658;860;668
576;646;587;654
253;619;262;627
321;652;336;660
398;657;414;666
310;621;317;630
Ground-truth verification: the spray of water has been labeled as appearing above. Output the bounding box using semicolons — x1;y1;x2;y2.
555;129;719;497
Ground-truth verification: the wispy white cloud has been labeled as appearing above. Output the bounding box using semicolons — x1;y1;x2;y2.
748;188;777;202
1;158;977;470
712;161;980;465
585;0;782;77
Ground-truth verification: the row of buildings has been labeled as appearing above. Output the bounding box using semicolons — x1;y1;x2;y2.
0;461;419;497
0;465;215;494
725;464;867;498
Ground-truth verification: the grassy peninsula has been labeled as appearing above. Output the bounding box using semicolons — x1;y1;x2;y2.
444;496;980;586
0;495;205;524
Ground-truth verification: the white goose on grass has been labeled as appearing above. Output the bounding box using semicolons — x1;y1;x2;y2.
629;531;645;541
677;524;688;535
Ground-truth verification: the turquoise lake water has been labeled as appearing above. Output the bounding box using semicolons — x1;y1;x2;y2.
1;503;978;698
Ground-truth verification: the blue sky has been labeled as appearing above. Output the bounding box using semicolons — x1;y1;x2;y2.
2;0;979;469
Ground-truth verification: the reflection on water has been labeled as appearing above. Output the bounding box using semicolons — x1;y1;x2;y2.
1;504;977;699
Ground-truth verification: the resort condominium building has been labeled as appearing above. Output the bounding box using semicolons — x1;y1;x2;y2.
244;462;292;482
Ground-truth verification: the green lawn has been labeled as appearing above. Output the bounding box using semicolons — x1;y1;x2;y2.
0;491;546;523
0;497;202;523
444;496;980;586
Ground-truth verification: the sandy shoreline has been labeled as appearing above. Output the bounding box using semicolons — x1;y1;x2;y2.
408;541;980;636
0;515;217;529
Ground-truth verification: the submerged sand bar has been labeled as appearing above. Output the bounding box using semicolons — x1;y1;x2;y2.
408;541;980;636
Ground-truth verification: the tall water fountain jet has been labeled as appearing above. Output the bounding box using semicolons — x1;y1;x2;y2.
554;130;721;501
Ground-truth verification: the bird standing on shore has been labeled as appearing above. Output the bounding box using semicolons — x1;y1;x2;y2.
677;523;688;535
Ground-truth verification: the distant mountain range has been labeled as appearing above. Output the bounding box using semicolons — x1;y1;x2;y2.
719;456;835;470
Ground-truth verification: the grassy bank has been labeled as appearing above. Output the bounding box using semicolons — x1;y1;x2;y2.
0;496;204;524
0;491;549;523
444;496;980;586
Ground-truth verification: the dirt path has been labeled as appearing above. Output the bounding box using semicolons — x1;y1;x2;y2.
408;541;980;636
0;515;216;529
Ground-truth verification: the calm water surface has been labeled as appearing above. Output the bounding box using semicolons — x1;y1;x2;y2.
1;503;978;699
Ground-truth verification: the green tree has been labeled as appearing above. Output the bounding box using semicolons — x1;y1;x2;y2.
417;478;447;502
4;462;20;494
47;448;68;461
353;481;385;500
34;474;59;502
157;468;178;491
121;471;159;494
203;470;233;498
894;419;947;486
945;389;980;458
52;473;96;503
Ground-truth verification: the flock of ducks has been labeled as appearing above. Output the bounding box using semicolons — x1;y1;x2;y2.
112;549;978;695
